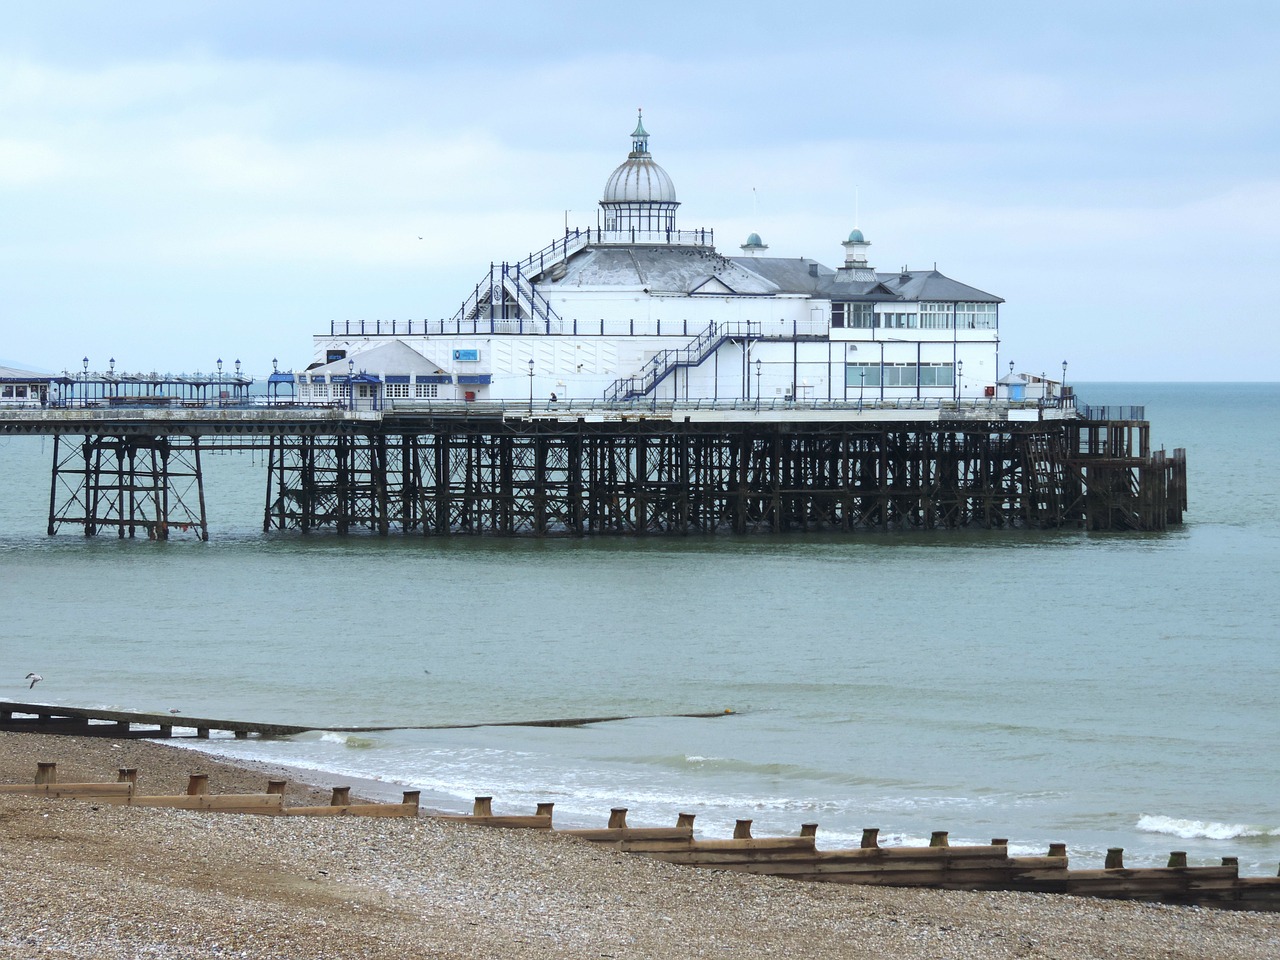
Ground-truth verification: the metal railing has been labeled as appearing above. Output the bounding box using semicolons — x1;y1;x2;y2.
327;316;831;339
1079;404;1145;421
605;321;757;401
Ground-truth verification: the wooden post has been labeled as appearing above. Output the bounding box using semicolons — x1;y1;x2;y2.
1105;848;1124;869
733;819;753;839
1048;843;1067;858
930;831;949;848
535;802;554;819
990;838;1008;847
330;786;351;806
186;774;209;796
233;730;248;740
860;828;880;849
266;780;287;795
1221;856;1239;870
117;768;138;785
35;762;57;785
1167;851;1188;868
676;812;696;829
800;823;818;838
472;796;493;817
403;791;421;812
196;727;210;739
608;808;628;829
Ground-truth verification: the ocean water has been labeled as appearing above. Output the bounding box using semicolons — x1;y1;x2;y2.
2;383;1278;873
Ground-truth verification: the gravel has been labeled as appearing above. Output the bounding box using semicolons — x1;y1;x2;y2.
2;731;1278;959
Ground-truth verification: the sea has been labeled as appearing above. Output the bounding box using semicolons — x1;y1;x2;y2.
1;382;1277;874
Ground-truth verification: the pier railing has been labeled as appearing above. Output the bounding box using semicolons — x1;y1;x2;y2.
326;315;830;339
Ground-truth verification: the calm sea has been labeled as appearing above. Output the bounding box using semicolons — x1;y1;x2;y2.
2;383;1277;873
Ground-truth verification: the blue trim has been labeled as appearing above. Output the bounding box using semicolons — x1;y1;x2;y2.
384;375;411;384
416;374;453;384
456;374;492;385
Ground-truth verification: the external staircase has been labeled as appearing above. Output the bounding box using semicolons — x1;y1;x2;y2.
604;320;757;401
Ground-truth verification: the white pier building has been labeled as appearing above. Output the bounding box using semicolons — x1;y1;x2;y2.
302;115;1014;409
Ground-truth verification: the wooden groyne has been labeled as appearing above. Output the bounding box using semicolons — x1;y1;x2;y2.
0;762;419;818
0;702;733;739
440;797;1280;913
7;762;1278;911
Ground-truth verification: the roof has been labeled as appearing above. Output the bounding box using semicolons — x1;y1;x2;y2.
602;156;677;204
725;256;836;294
876;269;1003;303
0;364;68;383
551;245;778;295
312;340;452;376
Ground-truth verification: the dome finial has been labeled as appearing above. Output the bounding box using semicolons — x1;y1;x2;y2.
631;109;649;155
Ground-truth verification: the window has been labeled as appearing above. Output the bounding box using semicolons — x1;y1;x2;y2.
956;302;998;329
385;383;409;399
846;363;955;388
414;383;439;399
919;303;953;329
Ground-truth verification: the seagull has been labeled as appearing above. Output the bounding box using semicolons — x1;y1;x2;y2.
25;673;42;689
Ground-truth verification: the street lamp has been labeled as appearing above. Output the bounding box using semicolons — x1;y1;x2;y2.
859;369;866;412
348;358;355;410
957;359;963;403
528;357;535;415
754;359;762;411
272;357;279;373
108;357;115;375
1062;360;1068;394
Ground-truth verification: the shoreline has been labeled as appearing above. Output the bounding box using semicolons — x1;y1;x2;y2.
3;731;1280;959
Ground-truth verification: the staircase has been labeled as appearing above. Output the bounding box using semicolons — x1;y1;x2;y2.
604;321;757;401
452;262;564;331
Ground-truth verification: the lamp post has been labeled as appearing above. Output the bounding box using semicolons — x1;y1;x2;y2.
109;357;115;375
1062;360;1068;397
754;358;762;411
528;357;535;415
81;357;88;407
957;359;963;403
348;358;355;410
859;369;865;412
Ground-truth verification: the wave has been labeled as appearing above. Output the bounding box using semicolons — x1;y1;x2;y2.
1136;814;1280;841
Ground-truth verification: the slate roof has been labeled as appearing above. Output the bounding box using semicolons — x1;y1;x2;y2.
876;269;1003;303
547;246;777;295
726;256;836;294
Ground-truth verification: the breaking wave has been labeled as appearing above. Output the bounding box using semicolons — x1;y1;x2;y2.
1136;814;1280;841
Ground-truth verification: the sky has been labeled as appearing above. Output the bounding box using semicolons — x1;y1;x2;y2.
2;0;1278;381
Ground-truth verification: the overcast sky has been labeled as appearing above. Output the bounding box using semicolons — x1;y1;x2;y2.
3;1;1277;381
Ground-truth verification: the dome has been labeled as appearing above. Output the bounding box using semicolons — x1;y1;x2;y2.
602;156;677;203
847;228;865;243
745;232;763;246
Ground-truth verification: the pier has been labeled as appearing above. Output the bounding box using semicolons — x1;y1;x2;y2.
0;400;1187;538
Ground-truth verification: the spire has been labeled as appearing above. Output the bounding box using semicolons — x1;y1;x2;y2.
631;109;650;156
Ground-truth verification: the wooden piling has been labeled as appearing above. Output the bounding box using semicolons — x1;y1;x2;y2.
860;828;880;849
930;831;949;848
265;779;287;795
186;774;209;796
609;808;629;829
1168;851;1188;868
35;762;56;785
472;796;493;817
117;768;138;785
330;786;351;806
734;819;753;840
1105;848;1124;869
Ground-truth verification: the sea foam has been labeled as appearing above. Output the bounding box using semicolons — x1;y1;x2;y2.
1136;814;1278;841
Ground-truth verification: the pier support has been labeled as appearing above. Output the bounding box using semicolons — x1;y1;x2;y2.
261;418;1186;536
48;434;208;540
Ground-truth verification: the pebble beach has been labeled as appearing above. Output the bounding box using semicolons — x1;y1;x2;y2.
2;731;1279;959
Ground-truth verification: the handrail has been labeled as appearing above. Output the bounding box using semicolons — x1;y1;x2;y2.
604;321;758;401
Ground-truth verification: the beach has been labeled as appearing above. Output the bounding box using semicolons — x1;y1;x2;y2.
2;731;1278;959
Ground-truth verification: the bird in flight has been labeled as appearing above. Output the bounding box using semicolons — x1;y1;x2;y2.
25;673;42;689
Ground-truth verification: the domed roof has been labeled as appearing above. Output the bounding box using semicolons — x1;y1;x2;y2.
601;111;677;204
847;228;865;243
603;157;677;203
745;232;763;246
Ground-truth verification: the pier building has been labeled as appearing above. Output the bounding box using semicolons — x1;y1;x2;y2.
0;115;1186;539
303;114;1023;409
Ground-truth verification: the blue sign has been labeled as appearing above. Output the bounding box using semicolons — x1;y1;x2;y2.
453;349;480;362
